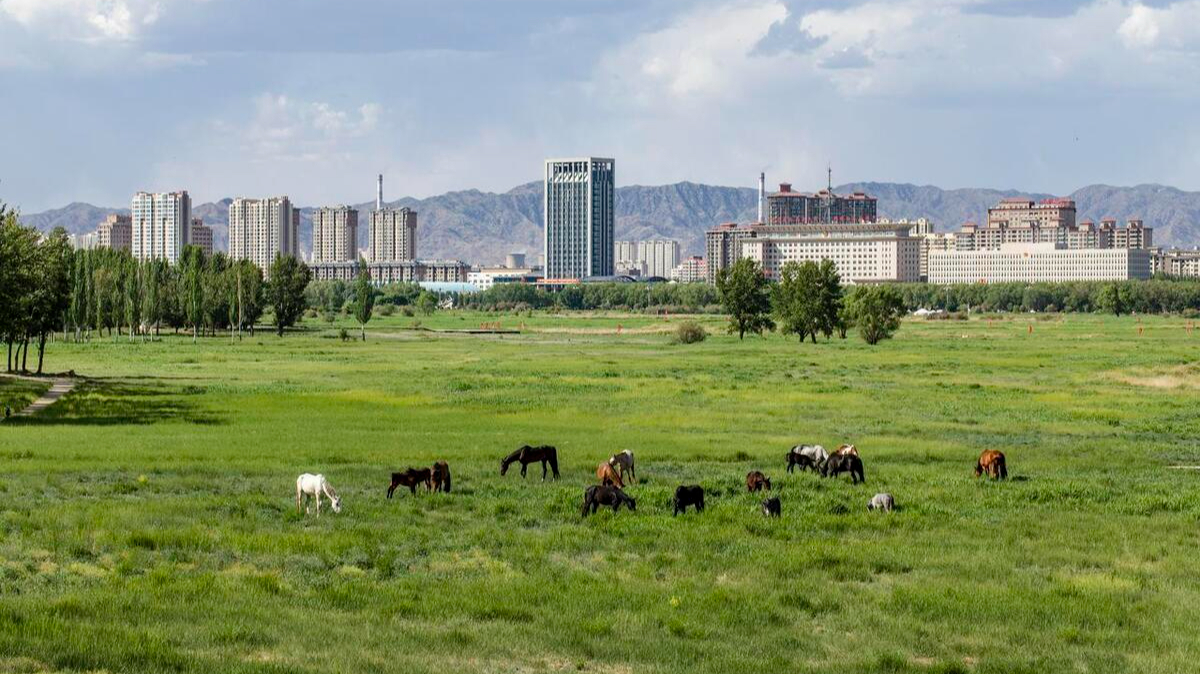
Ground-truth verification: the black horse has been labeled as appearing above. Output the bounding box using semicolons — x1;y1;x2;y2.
500;445;560;480
761;496;781;517
581;485;636;517
821;453;865;484
387;467;432;498
673;485;705;516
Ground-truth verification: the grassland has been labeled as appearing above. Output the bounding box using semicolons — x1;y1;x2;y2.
2;312;1199;673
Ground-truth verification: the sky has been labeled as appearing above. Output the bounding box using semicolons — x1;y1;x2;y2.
1;0;1199;212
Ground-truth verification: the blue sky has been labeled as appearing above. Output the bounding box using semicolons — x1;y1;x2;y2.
1;0;1198;212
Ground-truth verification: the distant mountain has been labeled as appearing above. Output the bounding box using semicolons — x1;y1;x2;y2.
20;182;1200;262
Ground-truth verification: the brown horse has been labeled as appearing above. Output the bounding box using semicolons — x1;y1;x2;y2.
500;445;561;480
596;461;624;488
581;485;636;517
387;467;432;498
835;444;859;458
746;471;772;492
975;450;1007;480
431;461;451;492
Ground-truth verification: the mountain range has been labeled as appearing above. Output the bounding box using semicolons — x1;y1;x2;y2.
19;182;1200;263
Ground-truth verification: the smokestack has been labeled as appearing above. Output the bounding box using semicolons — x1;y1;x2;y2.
376;174;383;211
757;172;765;224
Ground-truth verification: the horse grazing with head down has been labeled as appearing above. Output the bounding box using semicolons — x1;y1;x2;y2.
761;496;781;517
500;445;560;480
608;450;636;483
975;450;1007;480
822;453;865;484
596;461;624;488
746;471;772;492
431;461;451;493
387;467;432;498
296;473;341;516
786;445;824;473
580;485;636;517
867;493;895;512
673;485;704;516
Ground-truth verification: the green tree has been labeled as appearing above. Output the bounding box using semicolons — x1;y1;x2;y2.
352;259;375;341
267;254;312;337
416;290;438;316
1096;283;1127;316
845;285;905;345
773;261;823;343
179;245;205;342
715;257;774;340
30;229;72;372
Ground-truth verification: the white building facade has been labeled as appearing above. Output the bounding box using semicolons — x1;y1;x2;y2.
312;206;359;263
544;157;615;280
228;196;298;273
616;239;680;278
928;243;1153;284
740;223;921;283
132;191;192;264
369;208;416;262
670;257;707;283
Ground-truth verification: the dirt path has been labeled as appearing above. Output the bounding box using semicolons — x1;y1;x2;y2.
2;376;76;419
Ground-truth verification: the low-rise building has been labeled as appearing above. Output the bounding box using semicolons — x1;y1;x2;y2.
741;222;921;283
468;266;543;290
670;256;707;283
1155;249;1200;277
928;243;1152;284
310;259;470;285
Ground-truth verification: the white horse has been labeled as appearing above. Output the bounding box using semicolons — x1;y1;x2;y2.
793;444;829;464
296;473;341;516
608;450;636;483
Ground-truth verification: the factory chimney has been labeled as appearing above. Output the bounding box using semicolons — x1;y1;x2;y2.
376;174;383;211
757;172;765;224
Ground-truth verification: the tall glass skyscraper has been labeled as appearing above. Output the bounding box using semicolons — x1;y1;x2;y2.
544;158;614;280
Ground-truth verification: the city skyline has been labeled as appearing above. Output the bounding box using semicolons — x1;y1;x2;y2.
4;0;1200;214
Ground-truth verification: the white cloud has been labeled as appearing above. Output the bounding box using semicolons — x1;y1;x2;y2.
1118;4;1160;47
0;0;181;40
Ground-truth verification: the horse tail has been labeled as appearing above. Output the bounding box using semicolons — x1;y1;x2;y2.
999;459;1007;480
550;449;560;478
444;466;452;493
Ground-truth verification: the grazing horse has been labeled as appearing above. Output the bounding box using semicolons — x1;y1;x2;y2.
296;473;341;516
673;485;704;516
835;444;859;458
822;454;865;484
761;496;781;517
500;445;561;480
867;493;895;512
975;450;1007;480
431;461;452;493
580;485;637;517
786;446;823;473
387;467;432;498
746;471;772;492
609;450;636;483
596;461;624;488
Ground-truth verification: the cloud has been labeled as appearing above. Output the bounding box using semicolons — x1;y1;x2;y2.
819;45;873;68
238;94;382;162
0;0;179;41
753;17;828;55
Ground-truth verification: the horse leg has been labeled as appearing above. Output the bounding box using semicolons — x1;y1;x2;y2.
541;460;548;481
315;491;321;517
520;462;528;479
296;488;302;515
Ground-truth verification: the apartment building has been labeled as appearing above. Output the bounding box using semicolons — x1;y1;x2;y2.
616;239;681;278
704;223;756;283
369;208;416;262
1155;249;1200;277
97;214;132;252
132;191;192;264
669;256;707;283
312;206;359;263
190;219;214;256
767;183;877;225
310;259;470;285
228;196;298;274
928;243;1152;284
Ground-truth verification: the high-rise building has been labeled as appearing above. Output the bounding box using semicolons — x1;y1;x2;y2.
369;208;416;262
228;196;297;274
544;157;615;280
615;239;680;278
190;219;214;256
132;191;192;264
704;223;756;284
312;206;359;263
97;214;132;252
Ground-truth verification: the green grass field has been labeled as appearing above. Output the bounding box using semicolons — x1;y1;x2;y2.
2;312;1199;673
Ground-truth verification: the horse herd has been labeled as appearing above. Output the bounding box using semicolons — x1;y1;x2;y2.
294;444;1010;518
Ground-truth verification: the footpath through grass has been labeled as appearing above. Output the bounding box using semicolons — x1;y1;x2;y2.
1;312;1199;673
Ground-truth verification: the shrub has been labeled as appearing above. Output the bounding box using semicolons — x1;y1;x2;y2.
376;304;395;317
673;321;708;344
401;307;414;317
338;328;350;342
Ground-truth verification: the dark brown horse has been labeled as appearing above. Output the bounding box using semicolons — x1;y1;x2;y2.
761;496;781;517
431;461;451;492
673;485;704;516
975;450;1007;480
387;467;432;498
746;471;772;492
580;485;636;517
500;445;560;480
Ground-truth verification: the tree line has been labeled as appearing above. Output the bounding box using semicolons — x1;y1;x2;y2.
894;279;1200;316
0;205;314;374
